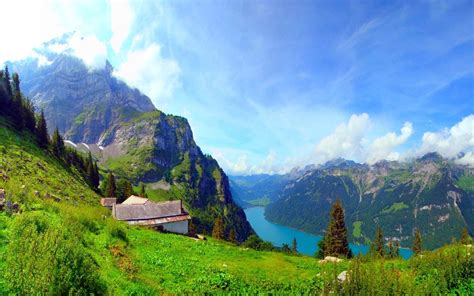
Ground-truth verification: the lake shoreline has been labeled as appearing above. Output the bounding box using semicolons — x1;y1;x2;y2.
244;206;413;259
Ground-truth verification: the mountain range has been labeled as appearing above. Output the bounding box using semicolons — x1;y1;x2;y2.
8;38;253;241
231;154;474;249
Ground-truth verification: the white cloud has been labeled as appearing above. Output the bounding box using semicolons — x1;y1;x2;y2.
418;114;474;159
212;149;287;176
0;0;64;64
367;122;413;163
113;43;181;104
45;33;108;70
455;152;474;167
109;0;134;53
315;113;371;163
313;114;414;165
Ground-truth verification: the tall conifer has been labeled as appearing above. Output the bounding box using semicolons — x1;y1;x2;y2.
36;110;49;148
324;200;351;258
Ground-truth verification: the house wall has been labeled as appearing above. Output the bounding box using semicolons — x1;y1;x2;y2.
162;220;189;234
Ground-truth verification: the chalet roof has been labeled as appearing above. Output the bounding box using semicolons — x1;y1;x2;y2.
113;200;187;221
100;198;117;207
122;195;148;205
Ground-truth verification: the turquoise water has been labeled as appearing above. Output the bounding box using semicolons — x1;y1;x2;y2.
244;207;412;259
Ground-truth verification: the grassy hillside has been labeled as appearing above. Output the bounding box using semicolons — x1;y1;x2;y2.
0;119;472;294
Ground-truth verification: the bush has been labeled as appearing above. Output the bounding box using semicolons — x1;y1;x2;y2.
5;212;106;295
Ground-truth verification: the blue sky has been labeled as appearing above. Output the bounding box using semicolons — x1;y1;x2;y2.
1;0;473;174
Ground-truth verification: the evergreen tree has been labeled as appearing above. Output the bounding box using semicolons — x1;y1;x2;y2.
116;179;134;203
412;228;423;255
292;238;298;255
35;110;49;149
212;217;224;240
372;227;385;258
228;228;237;243
460;227;472;245
281;244;291;254
324;200;351;258
92;162;100;188
315;237;326;259
10;73;24;129
188;221;197;237
22;98;36;132
139;182;147;198
104;172;117;197
51;127;65;158
4;66;12;97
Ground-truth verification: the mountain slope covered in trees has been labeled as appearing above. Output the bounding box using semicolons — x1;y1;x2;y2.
265;155;474;249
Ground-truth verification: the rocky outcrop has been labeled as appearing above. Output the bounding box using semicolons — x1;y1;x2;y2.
10;54;155;143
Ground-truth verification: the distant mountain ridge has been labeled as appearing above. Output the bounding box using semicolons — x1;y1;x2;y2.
263;153;474;249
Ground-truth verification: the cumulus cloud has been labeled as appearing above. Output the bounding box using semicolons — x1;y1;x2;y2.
455;152;474;167
418;114;474;162
315;113;371;163
368;122;413;163
113;43;181;104
313;113;414;164
109;0;134;53
212;149;286;176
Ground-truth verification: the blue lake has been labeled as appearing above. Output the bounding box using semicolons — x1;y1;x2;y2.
244;207;412;259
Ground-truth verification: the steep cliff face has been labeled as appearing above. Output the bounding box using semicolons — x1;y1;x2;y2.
264;154;474;249
94;111;253;241
10;54;156;143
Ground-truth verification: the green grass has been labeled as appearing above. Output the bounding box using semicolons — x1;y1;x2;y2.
0;118;472;294
456;175;474;192
353;221;362;238
382;202;409;214
248;197;271;207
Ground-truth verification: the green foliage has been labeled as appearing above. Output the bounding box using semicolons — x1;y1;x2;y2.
212;217;225;240
5;212;106;295
292;237;298;254
352;221;362;238
460;227;472;245
456;175;474;192
116;178;134;203
35;110;49;148
413;228;423;255
241;234;274;251
51;127;65;158
324;200;351;258
381;202;409;214
104;172;117;197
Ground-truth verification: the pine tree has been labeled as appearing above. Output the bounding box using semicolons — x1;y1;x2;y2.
22;98;36;132
460;227;472;245
373;227;385;258
116;179;134;203
324;200;351;258
10;73;24;129
51;127;65;158
36;110;49;149
292;238;298;255
92;162;100;188
4;66;12;97
212;217;224;240
412;228;423;255
105;172;117;197
228;228;237;243
282;244;291;254
139;182;147;198
315;237;326;259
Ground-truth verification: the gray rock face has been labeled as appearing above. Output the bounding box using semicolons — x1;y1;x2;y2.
10;54;155;143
